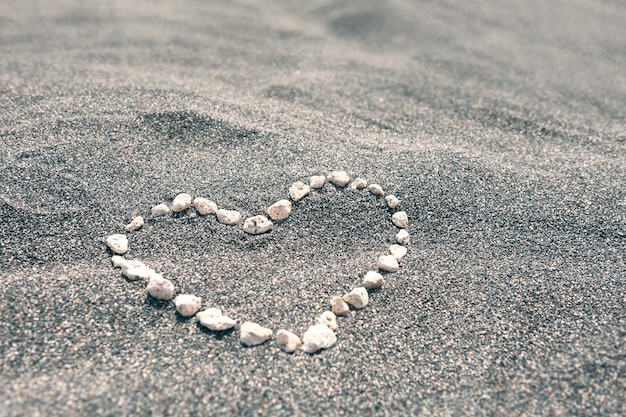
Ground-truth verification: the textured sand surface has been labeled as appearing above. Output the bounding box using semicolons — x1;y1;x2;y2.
1;1;625;415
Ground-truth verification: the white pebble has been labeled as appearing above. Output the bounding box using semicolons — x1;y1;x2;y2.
106;234;128;254
302;324;337;354
289;182;311;201
378;254;399;272
146;273;175;300
216;209;242;225
310;175;326;189
151;204;170;216
385;195;400;209
243;215;273;235
120;259;144;274
363;271;384;289
197;308;237;331
198;307;221;318
174;294;202;317
389;244;407;259
111;255;125;268
327;171;350;187
193;197;217;215
121;260;155;281
171;193;192;213
276;329;302;353
396;229;410;245
267;199;292;221
342;287;369;309
392;211;409;228
331;296;350;316
240;321;273;346
350;178;368;189
126;216;144;231
210;315;237;330
317;311;338;331
368;184;384;196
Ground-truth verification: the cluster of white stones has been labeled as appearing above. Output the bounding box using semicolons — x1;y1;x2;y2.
105;170;410;354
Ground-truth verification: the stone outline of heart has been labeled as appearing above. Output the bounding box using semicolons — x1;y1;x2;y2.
105;171;409;354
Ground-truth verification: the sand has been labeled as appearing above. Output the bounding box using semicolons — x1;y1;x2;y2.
1;0;625;415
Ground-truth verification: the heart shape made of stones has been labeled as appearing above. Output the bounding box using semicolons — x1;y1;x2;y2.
106;171;410;354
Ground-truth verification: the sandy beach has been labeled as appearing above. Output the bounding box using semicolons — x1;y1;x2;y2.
1;1;625;415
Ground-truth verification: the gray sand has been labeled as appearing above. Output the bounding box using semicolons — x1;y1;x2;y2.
1;1;625;415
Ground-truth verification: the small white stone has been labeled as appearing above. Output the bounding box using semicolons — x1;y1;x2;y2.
146;273;175;300
240;321;273;346
310;175;326;189
111;255;125;268
126;216;144;231
276;329;302;353
120;259;143;274
302;324;337;354
106;234;128;254
121;260;155;281
197;308;237;331
172;193;192;213
193;197;217;215
368;184;384;196
385;195;400;209
174;294;202;317
396;229;410;245
342;287;369;309
350;178;367;189
242;215;273;235
392;211;408;228
216;209;242;225
267;199;292;221
198;307;222;318
389;244;407;259
331;296;350;316
317;311;338;331
151;204;170;216
206;315;238;331
289;182;311;201
363;271;384;289
378;255;399;272
327;171;350;187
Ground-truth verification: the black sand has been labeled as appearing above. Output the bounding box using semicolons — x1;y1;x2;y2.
1;1;625;415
